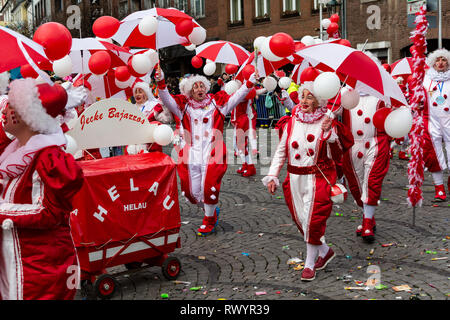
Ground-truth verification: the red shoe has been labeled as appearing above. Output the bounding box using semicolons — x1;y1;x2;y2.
314;248;336;271
237;163;247;175
356;217;376;236
398;151;409;160
361;218;375;243
434;184;446;202
301;268;316;281
242;164;256;177
197;215;217;235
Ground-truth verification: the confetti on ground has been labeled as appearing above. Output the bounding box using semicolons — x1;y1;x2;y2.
335;212;343;216
255;291;267;296
293;263;305;271
369;248;375;255
431;257;448;261
425;250;437;254
198;256;206;260
242;252;250;256
161;293;169;299
282;245;290;250
392;285;412;292
276;196;283;199
190;286;203;291
345;286;369;291
375;284;388;290
382;243;395;247
173;280;191;286
287;257;303;265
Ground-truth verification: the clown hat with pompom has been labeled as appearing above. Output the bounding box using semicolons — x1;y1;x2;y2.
7;78;68;134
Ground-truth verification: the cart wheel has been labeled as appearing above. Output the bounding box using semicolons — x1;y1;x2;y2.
80;279;96;300
161;257;181;280
124;261;143;270
94;274;119;300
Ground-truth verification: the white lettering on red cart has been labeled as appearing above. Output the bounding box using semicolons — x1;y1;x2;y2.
92;180;175;223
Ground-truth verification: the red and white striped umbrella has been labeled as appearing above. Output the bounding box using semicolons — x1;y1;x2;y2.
390;57;414;77
291;59;311;84
295;43;408;106
195;40;250;65
73;72;134;101
112;8;205;49
235;51;291;81
69;38;132;74
0;26;53;83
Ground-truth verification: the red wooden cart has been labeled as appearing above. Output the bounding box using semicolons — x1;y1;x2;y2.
70;152;181;299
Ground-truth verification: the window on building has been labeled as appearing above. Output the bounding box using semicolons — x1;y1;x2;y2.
131;0;141;12
255;0;270;18
174;0;188;12
281;0;300;18
143;0;156;9
230;0;243;24
191;0;205;18
55;0;63;12
158;0;171;8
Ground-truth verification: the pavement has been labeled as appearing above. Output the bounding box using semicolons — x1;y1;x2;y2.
75;128;449;301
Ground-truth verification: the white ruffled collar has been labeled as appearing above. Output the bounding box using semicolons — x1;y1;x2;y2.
293;105;327;124
426;68;450;82
0;129;66;179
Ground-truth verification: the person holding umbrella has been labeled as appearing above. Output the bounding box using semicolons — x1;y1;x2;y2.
262;81;350;281
422;48;450;201
155;67;257;236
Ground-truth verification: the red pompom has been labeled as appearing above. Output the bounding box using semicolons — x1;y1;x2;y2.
307;134;315;142
364;117;371;124
295;154;301;160
356;130;364;136
357;151;363;159
365;142;370;149
357;109;363;116
307;149;315;156
291;141;299;149
203;117;209;123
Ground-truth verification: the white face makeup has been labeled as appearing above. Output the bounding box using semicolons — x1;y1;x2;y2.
191;81;207;102
434;56;449;72
300;89;319;114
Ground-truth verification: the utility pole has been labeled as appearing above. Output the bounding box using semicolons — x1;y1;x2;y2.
438;0;442;48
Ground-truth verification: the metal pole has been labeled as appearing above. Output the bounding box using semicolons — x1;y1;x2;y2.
319;3;323;40
412;206;416;227
438;0;442;49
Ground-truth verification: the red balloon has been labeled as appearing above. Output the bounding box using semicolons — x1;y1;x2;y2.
300;67;320;83
20;64;39;79
127;57;146;77
242;64;255;80
88;51;111;75
191;55;203;69
225;64;238;75
33;22;72;61
175;19;194;37
382;63;391;73
327;22;339;34
115;66;131;82
93;16;120;39
269;32;295;58
372;108;392;131
338;39;351;47
330;14;339;23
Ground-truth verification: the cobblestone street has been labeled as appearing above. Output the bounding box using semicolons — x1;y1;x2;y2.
75;129;449;301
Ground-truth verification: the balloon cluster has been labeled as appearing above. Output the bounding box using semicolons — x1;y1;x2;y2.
321;14;340;39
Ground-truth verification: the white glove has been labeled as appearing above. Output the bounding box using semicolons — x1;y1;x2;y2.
155;68;165;82
248;72;257;85
2;219;13;230
63;82;88;110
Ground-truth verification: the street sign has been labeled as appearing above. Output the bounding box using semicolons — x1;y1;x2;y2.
407;0;427;14
407;14;437;28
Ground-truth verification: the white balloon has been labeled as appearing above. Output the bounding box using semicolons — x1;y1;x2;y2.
224;80;239;95
313;72;341;100
132;54;153;74
138;16;158;36
260;37;283;62
52;55;73;78
188;27;207;46
153;124;174;146
115;78;129;89
321;18;331;29
145;49;159;67
203;62;216;76
185;44;196;51
340;88;360;110
263;76;277;92
64;134;78;155
384;106;413;138
301;35;316;46
253;36;266;50
278;77;292;89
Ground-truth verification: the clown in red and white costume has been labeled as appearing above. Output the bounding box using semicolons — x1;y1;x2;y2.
421;48;450;201
0;78;84;300
156;69;255;235
263;82;351;281
340;93;390;242
231;88;265;177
